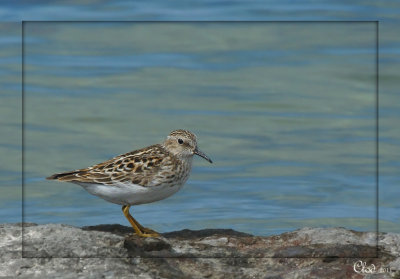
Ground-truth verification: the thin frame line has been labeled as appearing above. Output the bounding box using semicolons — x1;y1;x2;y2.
23;20;376;23
21;20;25;257
375;20;380;257
21;20;380;259
20;256;381;259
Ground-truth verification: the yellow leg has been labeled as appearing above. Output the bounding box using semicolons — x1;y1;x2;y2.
122;205;160;237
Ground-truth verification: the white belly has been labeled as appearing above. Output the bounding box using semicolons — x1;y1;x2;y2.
77;182;184;205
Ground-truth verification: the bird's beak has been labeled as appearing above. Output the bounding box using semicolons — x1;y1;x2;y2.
194;148;213;163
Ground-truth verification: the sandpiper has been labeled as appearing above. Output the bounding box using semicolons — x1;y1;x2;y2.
47;129;212;237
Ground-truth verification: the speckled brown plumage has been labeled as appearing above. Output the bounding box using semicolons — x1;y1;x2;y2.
47;144;185;187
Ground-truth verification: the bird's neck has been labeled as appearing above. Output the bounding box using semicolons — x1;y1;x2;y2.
177;154;193;169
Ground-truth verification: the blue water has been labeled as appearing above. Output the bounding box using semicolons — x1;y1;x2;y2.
0;2;399;236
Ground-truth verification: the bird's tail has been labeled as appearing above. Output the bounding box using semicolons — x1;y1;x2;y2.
46;171;82;181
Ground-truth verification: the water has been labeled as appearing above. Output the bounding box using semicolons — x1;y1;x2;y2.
1;4;399;236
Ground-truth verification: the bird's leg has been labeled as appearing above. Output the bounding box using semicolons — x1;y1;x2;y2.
121;205;159;237
129;211;160;235
122;206;151;232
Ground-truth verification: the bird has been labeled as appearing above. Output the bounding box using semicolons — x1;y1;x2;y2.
46;129;212;237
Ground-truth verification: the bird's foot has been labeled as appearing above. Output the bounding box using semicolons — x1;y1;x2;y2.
137;227;160;237
135;230;160;238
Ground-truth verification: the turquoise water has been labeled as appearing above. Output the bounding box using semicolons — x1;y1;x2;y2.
1;4;399;236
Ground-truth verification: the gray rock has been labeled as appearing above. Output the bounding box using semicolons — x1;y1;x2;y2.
1;223;399;279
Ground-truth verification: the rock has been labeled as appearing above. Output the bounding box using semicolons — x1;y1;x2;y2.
1;223;399;279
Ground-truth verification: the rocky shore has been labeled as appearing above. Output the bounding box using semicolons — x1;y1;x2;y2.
1;223;399;278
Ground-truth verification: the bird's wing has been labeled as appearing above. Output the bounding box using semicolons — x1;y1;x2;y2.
46;144;175;187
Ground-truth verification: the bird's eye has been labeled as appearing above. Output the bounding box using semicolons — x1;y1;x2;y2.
178;138;184;144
